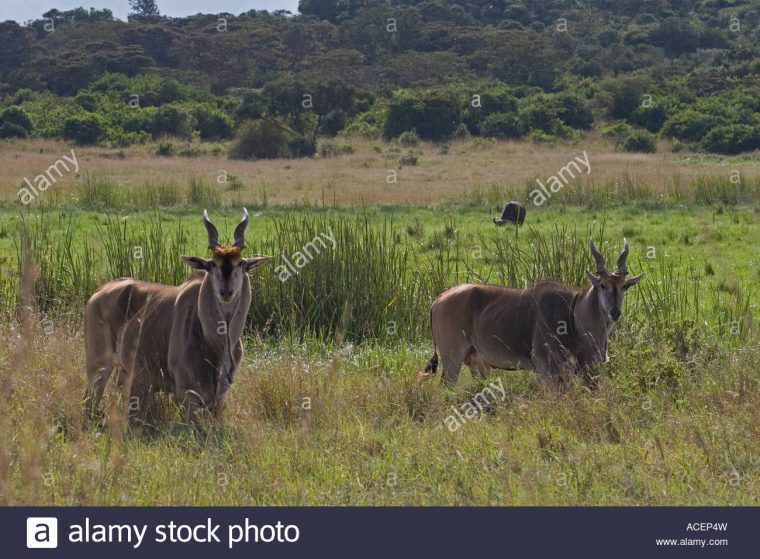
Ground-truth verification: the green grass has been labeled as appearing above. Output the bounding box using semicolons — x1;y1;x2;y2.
0;202;758;505
4;335;758;505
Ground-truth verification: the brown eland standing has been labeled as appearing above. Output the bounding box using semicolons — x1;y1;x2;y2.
84;209;271;423
421;238;642;387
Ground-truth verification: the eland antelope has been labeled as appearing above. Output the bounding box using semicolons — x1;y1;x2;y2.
84;209;271;423
421;238;642;387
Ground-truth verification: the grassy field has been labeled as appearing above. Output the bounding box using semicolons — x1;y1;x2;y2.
0;139;758;505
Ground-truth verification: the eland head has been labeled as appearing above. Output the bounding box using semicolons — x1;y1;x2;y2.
182;208;271;305
585;237;643;322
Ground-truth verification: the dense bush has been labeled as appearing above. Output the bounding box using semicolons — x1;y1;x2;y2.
287;135;316;158
157;79;187;105
629;104;668;133
701;125;760;155
73;93;99;112
519;93;590;137
398;130;420;146
320;110;347;137
556;94;594;129
0;121;29;138
123;108;156;134
384;92;461;141
62;114;105;144
229;119;290;160
478;112;526;139
156;141;174;156
601;120;632;143
152;105;196;139
598;76;652;121
191;104;233;140
0;106;34;134
662;110;723;142
462;87;519;133
622;130;657;153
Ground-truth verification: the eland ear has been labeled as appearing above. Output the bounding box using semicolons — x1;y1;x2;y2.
624;274;644;290
245;256;272;272
182;256;211;271
586;270;602;287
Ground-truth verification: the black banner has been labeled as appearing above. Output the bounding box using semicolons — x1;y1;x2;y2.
6;506;755;558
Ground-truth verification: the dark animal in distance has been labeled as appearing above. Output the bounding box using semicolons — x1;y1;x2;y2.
493;201;526;226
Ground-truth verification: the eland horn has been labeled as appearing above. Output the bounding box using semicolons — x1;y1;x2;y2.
233;208;250;249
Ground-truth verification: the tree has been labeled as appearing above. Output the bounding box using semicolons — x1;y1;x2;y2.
62;114;105;145
384;91;461;141
298;0;348;23
648;17;700;57
129;0;160;17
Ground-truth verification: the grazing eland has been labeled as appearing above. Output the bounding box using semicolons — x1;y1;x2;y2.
84;209;271;424
493;201;526;226
421;238;642;387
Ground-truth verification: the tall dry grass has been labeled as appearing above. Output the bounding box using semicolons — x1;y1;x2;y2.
1;137;758;207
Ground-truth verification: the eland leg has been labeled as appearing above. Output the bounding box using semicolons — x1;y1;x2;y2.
465;348;491;380
440;346;469;385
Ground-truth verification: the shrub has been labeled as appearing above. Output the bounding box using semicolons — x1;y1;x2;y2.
572;60;603;77
191;105;233;140
320;110;347;137
601;120;632;143
0;122;29;139
599;76;652;120
453;122;470;138
157;79;187;104
629;104;667;133
62;114;105;144
701;125;760;155
319;141;354;157
123;109;155;134
156;141;174;156
384;92;461;141
152;105;196;139
662;110;722;142
462;87;518;133
9;88;36;105
73;93;98;112
556;94;594;129
342;102;387;139
398;130;420;147
622;130;657;153
107;130;148;148
229;120;289;160
0;106;34;134
479;112;526;139
287;136;316;158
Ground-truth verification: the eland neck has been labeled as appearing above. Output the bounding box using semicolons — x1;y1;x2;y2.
573;286;615;363
197;274;251;350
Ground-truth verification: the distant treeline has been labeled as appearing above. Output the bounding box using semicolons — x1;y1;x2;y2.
0;1;758;155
